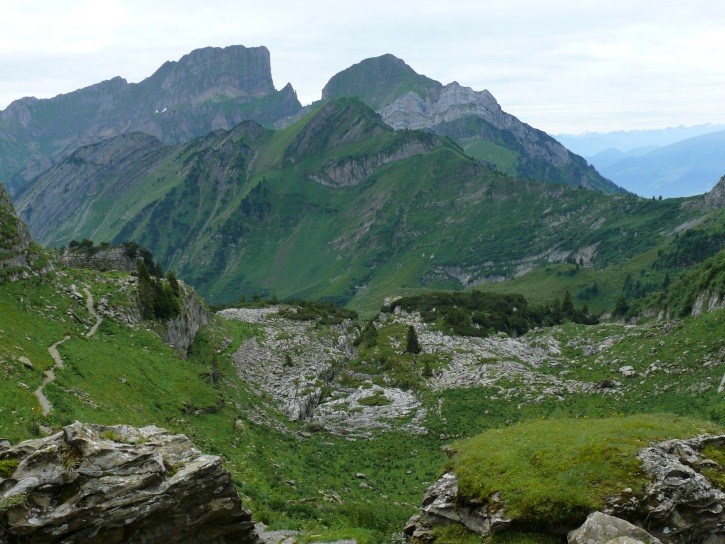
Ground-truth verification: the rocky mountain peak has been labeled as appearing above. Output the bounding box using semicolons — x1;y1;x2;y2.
323;54;622;193
322;54;441;111
322;54;415;98
141;45;276;107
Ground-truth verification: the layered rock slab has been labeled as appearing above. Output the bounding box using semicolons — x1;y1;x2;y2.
0;421;261;543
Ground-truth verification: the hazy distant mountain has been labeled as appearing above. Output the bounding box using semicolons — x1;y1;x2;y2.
598;129;725;198
555;124;725;157
0;45;301;196
586;146;659;170
322;55;622;193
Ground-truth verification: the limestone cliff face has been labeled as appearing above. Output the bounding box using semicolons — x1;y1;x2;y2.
0;421;262;544
59;247;140;273
310;137;442;187
0;45;301;195
0;182;40;280
163;284;211;354
691;290;725;316
382;82;570;168
380;82;615;192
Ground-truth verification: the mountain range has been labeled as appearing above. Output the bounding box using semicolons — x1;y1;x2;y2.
17;96;722;311
557;125;725;198
555;123;725;156
0;45;300;195
8;45;725;311
596;129;725;198
2;46;617;198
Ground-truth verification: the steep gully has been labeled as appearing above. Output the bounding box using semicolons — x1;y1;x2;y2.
33;286;102;415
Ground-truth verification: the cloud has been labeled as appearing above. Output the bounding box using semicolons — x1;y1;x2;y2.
1;0;724;133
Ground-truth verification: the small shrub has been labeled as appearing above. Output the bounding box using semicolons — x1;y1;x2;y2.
0;458;19;478
0;493;27;513
358;391;392;407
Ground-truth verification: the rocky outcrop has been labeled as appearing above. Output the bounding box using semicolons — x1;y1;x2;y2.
0;421;261;543
403;472;511;542
605;435;725;544
310;137;442;187
163;285;211;354
691;290;725;316
405;435;725;544
703;175;725;210
0;181;44;281
568;512;661;544
59;246;140;273
1;45;301;195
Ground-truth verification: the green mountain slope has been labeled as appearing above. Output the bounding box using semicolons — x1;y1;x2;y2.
322;54;442;110
322;54;621;193
18;98;719;311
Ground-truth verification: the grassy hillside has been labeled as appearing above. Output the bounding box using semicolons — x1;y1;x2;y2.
2;262;725;543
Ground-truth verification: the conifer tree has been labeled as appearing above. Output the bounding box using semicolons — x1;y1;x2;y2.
137;261;155;320
562;290;574;317
614;296;629;317
405;325;422;354
167;270;180;294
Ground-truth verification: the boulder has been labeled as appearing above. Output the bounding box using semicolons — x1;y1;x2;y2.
568;512;661;544
606;435;725;544
402;472;511;541
0;421;261;543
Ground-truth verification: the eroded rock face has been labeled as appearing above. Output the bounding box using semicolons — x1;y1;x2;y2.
59;246;141;273
162;285;211;354
703;175;725;211
605;435;725;544
403;472;511;542
0;422;261;544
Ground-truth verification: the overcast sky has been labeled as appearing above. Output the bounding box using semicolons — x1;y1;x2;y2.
1;0;723;134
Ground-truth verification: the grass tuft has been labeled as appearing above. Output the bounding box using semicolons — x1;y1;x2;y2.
451;414;723;529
